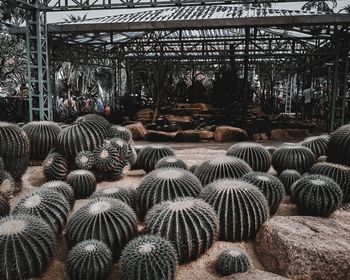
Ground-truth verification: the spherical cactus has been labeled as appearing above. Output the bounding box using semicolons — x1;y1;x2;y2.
67;239;113;280
318;155;327;162
66;170;97;199
75;150;95;170
0;214;55;279
75;114;111;136
189;164;198;173
145;197;219;263
278;169;301;195
22;121;62;161
0;156;4;172
155;156;187;170
241;172;285;214
226;143;271;172
121;235;177;280
67;197;137;260
216;249;251;276
42;152;69;181
0;122;29;180
301;135;329;159
272;145;316;175
110;125;133;142
108;160;130;181
12;189;70;232
104;137;129;158
200;179;269;241
138;145;175;173
309;162;350;203
265;146;277;155
41;180;75;208
194;156;253;186
0;171;15;198
93;144;119;171
291;174;343;217
0;194;10;217
91;186;136;209
126;143;137;166
326;124;350;165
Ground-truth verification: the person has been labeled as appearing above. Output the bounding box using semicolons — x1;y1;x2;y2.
302;87;315;121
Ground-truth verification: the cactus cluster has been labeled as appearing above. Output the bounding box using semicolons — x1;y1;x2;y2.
0;214;55;279
301;135;329;158
145;197;219;263
67;197;137;259
278;169;301;195
200;179;269;241
42;152;70;180
155;156;187;170
74;150;95;170
326;124;350;165
138;145;175;173
66;170;97;199
291;174;343;217
67;239;113;280
0;171;15;198
216;249;251;276
121;235;177;280
0;194;9;217
91;186;136;209
104;137;129;158
109;160;130;181
41;180;75;208
194;156;253;186
110;125;133;142
227;143;271;172
22;121;62;161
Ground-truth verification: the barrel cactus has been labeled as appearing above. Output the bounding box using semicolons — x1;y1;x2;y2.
301;135;329;159
93;144;120;171
200;179;269;241
265;146;277;155
0;214;55;279
226;143;271;172
75;114;111;136
138;145;175;173
216;249;251;276
42;152;70;181
91;186;136;209
41;180;75;208
110;125;133;142
155;156;187;170
67;239;113;280
278;169;301;195
0;122;29;180
272;145;316;174
138;168;202;216
0;194;9;217
121;235;177;280
104;137;129;158
75;150;95;170
189;164;198;173
66;170;97;199
326;124;350;165
0;156;4;172
67;197;137;259
194;156;253;186
309;162;350;203
291;174;343;217
126;143;137;166
0;171;15;198
108;160;130;181
241;172;285;214
22;121;61;162
145;197;219;263
12;189;70;232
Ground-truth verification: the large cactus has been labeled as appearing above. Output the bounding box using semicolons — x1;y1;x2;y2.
110;125;133;142
272;145;316;174
0;171;16;198
0;214;55;279
0;122;30;180
291;174;343;217
67;239;113;280
91;186;136;209
200;179;269;241
104;137;129;157
278;169;301;195
121;235;177;280
66;170;97;199
0;156;4;172
41;180;75;208
145;197;219;263
67;197;137;260
74;150;95;170
12;189;70;232
93;144;120;171
301;135;329;159
326;124;350;165
155;156;187;170
75;114;111;136
0;194;9;217
194;156;253;186
23;121;61;162
226;143;271;172
309;162;350;203
42;152;70;181
138;145;175;173
216;249;251;276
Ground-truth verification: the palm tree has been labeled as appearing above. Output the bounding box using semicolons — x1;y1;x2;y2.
339;4;350;13
64;14;87;22
302;0;337;12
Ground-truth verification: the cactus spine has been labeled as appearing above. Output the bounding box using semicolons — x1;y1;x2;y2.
41;180;75;208
155;156;187;170
138;145;175;173
91;186;136;209
66;170;97;199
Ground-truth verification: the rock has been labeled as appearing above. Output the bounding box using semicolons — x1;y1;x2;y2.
286;128;309;138
255;216;350;280
229;269;289;280
164;114;192;124
176;103;192;109
214;126;248;142
125;122;147;140
270;129;290;141
252;133;269;141
175;130;201;142
192;103;209;111
146;130;176;142
199;131;214;141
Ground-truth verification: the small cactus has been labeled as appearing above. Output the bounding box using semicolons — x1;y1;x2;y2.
108;160;130;181
0;171;16;198
155;156;187;170
66;170;97;199
272;145;316;174
227;142;271;172
42;152;70;181
41;180;75;208
242;172;285;214
200;179;269;241
0;214;55;279
0;194;10;217
138;145;175;173
194;155;253;186
110;125;133;142
145;197;219;263
121;235;177;280
301;135;329;158
137;168;202;216
326;124;350;165
67;239;113;280
278;169;301;195
104;137;129;158
91;186;136;209
291;174;343;217
265;146;277;155
67;197;137;260
93;144;120;171
74;150;95;170
126;143;137;166
216;249;251;276
12;189;70;232
189;164;198;173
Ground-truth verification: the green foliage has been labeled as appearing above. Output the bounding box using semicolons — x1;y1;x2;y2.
66;170;96;199
91;185;136;209
42;152;70;181
301;135;329;159
216;249;251;276
74;150;95;170
41;180;75;208
155;156;187;170
278;169;301;195
138;145;175;173
327;124;350;166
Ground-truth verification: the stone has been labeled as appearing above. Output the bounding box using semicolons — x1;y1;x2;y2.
146;130;176;142
229;269;289;280
164;114;192;124
255;216;350;280
199;130;214;141
175;130;201;142
176;103;192;109
270;129;290;141
125;122;147;140
214;126;248;142
192;103;209;111
252;133;269;141
286;129;309;139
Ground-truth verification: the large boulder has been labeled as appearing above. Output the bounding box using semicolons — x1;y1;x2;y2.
175;130;201;142
286;128;309;138
199;130;214;141
270;129;290;141
125;122;147;140
214;126;248;142
146;130;176;142
255;216;350;280
164;114;192;125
